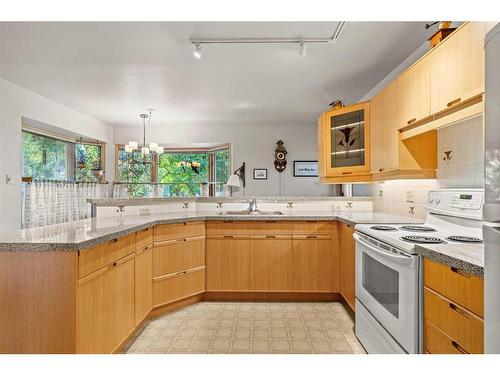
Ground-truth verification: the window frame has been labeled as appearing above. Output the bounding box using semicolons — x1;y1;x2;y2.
21;129;106;182
115;143;232;197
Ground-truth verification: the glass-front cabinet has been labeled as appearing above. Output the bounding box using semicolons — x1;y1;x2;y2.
318;101;371;182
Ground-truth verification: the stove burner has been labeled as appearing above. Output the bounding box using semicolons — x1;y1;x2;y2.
370;225;397;231
400;235;445;244
400;225;436;232
446;236;482;243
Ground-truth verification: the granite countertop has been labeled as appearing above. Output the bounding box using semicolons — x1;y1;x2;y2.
415;243;484;278
87;196;373;206
0;211;422;252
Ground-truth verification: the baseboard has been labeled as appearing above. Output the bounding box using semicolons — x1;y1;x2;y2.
204;291;343;302
148;294;204;320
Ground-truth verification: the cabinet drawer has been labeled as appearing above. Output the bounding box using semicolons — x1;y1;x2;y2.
154;221;205;242
206;221;250;236
136;227;153;251
424;288;483;353
247;221;293;235
153;236;205;276
424;258;484;317
292;221;331;236
78;233;136;278
153;267;205;307
425;321;469;354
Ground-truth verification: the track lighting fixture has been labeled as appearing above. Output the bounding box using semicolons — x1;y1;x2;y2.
299;41;307;56
193;42;202;59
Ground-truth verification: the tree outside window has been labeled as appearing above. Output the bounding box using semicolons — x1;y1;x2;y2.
22;131;67;180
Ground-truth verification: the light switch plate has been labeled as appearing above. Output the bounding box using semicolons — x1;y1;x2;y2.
406;190;414;203
140;207;150;216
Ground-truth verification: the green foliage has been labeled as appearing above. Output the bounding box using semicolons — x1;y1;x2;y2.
117;149;153;197
158;153;209;197
75;144;102;183
22;132;67;180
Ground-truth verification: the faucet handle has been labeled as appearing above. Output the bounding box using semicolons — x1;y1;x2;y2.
286;202;294;209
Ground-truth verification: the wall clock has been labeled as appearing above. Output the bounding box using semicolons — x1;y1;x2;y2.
274;140;287;173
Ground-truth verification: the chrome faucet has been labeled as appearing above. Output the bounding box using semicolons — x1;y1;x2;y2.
248;198;258;213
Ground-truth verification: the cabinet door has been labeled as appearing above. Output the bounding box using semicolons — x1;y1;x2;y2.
397;58;430;129
76;255;135;354
371;80;399;173
206;237;250;291
292;237;333;292
249;237;293;291
430;22;485;114
340;223;356;311
135;247;152;325
325;101;371;176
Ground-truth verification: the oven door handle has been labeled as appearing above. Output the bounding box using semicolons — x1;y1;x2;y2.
354;233;413;265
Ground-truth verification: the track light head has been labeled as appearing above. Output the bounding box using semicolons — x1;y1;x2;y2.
299;41;307;56
193;42;202;59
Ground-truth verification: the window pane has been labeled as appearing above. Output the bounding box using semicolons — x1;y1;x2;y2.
22;131;67;180
158;153;209;197
117;149;152;197
214;149;230;197
75;143;102;182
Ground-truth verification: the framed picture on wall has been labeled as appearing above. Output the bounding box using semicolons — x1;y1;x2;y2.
293;160;318;177
253;168;267;180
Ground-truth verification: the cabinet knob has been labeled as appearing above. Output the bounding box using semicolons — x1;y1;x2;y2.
447;97;462;107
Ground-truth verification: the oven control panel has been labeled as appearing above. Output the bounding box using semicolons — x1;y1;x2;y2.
426;189;484;220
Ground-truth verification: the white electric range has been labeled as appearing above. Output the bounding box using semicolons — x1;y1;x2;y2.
353;189;484;354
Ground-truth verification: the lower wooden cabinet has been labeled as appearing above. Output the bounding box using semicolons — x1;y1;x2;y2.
206;236;250;291
76;254;135;354
153;267;205;306
292;236;333;292
249;236;293;291
153;236;205;276
340;223;356;311
423;258;484;354
134;245;153;325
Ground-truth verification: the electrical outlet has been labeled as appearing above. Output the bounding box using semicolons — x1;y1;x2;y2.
406;190;415;203
140;207;150;216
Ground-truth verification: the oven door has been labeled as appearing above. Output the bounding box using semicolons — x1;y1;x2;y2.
354;232;419;353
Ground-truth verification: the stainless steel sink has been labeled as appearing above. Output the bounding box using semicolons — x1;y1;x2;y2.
219;210;283;216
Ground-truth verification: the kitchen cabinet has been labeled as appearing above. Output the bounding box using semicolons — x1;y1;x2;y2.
396;58;431;129
292;236;333;292
206;235;250;291
152;222;206;307
135;242;153;325
430;22;485;115
423;258;484;354
76;254;135;354
249;236;293;291
318;101;371;183
340;222;356;311
370;80;399;174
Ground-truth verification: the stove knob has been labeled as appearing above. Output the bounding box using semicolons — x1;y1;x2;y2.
435;198;441;205
427;198;434;204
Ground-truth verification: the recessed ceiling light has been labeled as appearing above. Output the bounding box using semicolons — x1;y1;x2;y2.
193;42;202;59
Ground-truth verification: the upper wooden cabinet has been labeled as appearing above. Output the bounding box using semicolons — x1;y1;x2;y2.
318;101;371;183
370;80;399;174
397;57;431;129
429;22;485;114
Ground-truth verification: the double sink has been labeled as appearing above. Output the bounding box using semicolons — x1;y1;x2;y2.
218;198;283;216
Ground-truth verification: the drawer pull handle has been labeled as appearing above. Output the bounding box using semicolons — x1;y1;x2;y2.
379;168;384;172
306;220;317;223
265;235;276;239
450;266;471;277
447;97;462;107
266;221;276;223
109;238;118;244
449;303;470;319
307;235;318;239
342;172;352;175
223;235;234;238
223;220;234;223
451;340;468;354
112;262;117;267
407;118;417;125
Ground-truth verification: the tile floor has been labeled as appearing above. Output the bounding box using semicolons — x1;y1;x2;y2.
125;301;366;354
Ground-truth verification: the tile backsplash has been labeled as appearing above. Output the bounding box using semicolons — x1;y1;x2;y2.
372;179;440;219
437;116;484;188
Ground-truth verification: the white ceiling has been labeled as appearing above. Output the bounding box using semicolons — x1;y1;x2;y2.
0;22;432;128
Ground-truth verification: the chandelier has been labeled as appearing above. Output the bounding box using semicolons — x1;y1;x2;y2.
125;109;163;155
